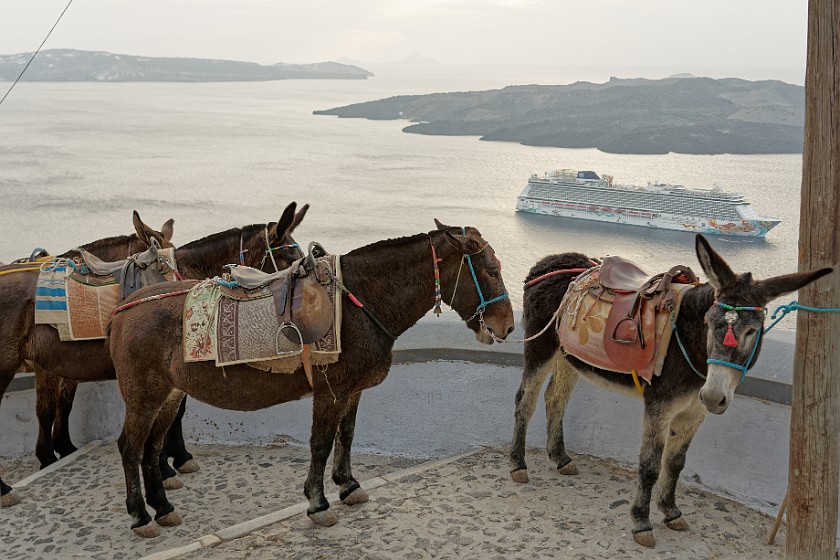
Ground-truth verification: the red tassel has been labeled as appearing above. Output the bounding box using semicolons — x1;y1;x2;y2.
723;325;738;347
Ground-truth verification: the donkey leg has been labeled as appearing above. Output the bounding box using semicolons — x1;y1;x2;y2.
118;406;161;538
510;352;558;483
164;396;199;474
305;393;347;526
631;408;669;548
141;393;184;529
33;367;60;468
0;367;22;506
655;400;706;532
52;378;80;457
545;357;579;476
331;393;367;506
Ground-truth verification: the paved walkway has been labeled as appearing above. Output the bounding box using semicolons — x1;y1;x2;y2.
2;442;785;559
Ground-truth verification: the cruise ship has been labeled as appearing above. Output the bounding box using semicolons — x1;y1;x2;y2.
515;169;781;237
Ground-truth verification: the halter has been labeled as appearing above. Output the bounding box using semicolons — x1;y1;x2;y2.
673;299;766;384
459;227;509;322
256;226;301;272
704;301;766;383
430;228;509;325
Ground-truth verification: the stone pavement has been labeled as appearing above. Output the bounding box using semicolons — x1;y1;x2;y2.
2;442;786;559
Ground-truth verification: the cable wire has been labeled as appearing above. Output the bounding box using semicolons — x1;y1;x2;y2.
0;0;75;107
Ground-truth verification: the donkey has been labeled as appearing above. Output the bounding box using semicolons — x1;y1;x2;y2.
43;202;310;483
0;203;308;507
509;234;831;548
108;220;515;537
0;212;174;508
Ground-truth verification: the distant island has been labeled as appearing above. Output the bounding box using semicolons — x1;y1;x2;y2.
314;76;804;155
0;49;373;82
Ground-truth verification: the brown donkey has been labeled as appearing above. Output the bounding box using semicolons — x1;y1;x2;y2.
43;202;310;482
0;203;308;507
509;234;831;547
109;220;515;537
0;212;174;507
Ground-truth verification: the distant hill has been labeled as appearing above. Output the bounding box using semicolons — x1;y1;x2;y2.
314;76;805;155
0;49;373;82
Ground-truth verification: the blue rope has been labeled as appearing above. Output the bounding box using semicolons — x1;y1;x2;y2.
461;227;509;314
764;300;840;333
212;276;239;289
65;259;90;275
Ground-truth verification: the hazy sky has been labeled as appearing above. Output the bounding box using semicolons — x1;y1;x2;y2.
1;1;808;82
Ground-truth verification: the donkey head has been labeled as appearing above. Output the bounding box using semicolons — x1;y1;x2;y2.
695;234;831;414
435;219;515;344
246;202;308;272
132;211;175;252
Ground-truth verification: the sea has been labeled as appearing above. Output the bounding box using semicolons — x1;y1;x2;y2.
0;68;806;327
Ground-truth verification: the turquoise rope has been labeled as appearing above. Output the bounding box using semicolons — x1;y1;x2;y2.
65;259;90;275
461;227;509;315
212;276;239;289
764;300;840;333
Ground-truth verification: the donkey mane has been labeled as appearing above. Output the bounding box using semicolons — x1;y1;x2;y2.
345;232;428;257
177;224;270;251
63;234;138;257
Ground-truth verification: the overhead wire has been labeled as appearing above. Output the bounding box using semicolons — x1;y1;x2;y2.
0;0;75;107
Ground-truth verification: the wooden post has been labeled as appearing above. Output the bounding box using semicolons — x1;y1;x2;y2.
787;1;840;558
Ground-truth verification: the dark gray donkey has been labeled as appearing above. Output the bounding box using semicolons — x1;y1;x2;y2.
509;234;831;548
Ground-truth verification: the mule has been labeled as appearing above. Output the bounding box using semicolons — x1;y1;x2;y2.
0;212;174;507
0;203;308;507
108;220;515;537
509;234;831;548
48;203;310;481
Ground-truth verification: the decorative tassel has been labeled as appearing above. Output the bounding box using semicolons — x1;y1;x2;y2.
723;325;738;347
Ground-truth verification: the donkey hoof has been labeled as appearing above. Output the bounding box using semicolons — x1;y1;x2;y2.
156;511;183;527
558;463;579;476
162;476;184;490
308;509;339;527
1;490;21;507
510;469;530;484
666;516;689;532
176;459;200;474
342;487;369;506
633;531;656;548
132;523;161;538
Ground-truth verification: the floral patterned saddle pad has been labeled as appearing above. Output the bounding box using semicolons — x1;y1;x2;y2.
557;262;695;384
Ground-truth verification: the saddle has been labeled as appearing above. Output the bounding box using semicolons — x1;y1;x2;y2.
558;256;698;383
75;240;168;300
223;242;333;345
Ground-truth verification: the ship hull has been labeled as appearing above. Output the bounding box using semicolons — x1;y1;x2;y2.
516;197;778;238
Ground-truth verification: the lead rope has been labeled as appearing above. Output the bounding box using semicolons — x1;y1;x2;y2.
264;226;280;272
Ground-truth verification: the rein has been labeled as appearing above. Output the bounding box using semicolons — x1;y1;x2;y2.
257;226;300;272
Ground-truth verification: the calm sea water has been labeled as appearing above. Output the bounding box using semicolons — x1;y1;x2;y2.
0;72;805;325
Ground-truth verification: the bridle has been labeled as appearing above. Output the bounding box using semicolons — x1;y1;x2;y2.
430;227;509;327
704;301;766;384
238;226;302;272
674;299;766;384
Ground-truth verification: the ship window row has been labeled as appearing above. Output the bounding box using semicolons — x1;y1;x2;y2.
527;186;741;220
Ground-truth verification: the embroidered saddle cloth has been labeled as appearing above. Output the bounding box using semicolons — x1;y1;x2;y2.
34;246;178;341
183;254;342;374
557;257;697;384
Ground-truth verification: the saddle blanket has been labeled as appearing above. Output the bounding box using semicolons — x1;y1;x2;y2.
558;265;694;384
183;254;342;374
34;248;178;341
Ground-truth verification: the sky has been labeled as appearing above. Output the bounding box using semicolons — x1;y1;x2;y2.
0;0;809;83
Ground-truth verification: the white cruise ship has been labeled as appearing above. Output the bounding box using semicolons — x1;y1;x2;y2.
515;169;781;238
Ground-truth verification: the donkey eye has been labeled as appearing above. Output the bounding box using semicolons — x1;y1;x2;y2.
487;270;499;278
744;327;757;337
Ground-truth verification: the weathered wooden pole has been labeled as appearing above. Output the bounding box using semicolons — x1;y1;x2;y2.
786;0;840;558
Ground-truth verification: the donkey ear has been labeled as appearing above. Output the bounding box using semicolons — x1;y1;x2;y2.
132;210;153;246
755;268;833;301
444;230;481;254
434;218;450;231
161;219;175;242
268;202;298;241
290;203;309;233
695;234;737;293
